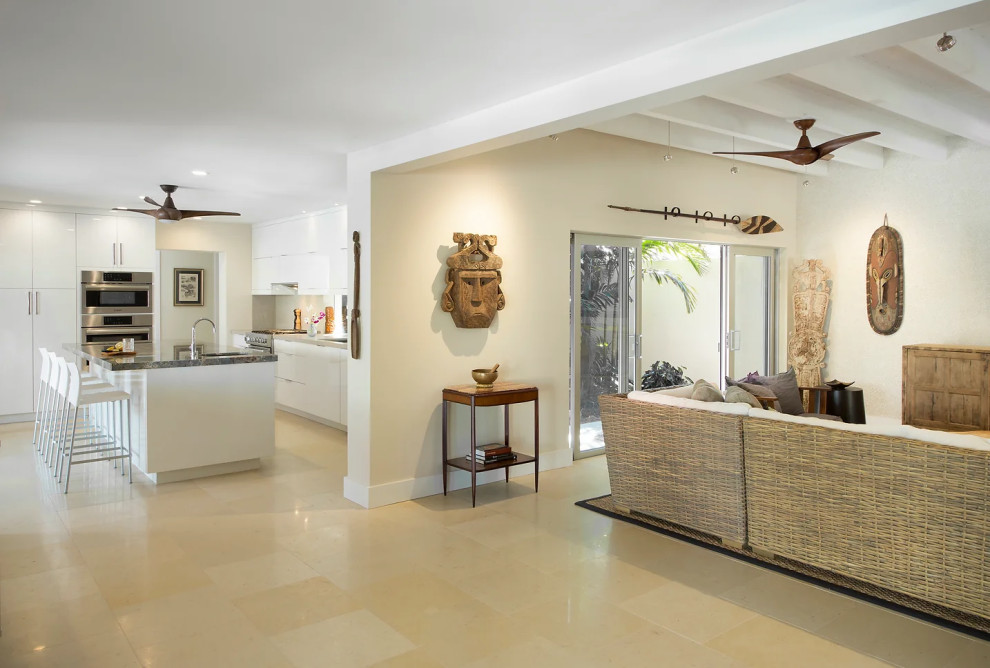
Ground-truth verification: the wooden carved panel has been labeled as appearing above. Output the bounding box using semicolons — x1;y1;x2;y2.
866;216;904;335
903;345;990;431
788;259;831;388
441;233;505;328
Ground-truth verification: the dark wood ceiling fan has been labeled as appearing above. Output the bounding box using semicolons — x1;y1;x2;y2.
113;184;240;222
713;119;880;166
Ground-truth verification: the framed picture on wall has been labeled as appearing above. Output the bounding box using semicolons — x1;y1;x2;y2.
174;268;204;306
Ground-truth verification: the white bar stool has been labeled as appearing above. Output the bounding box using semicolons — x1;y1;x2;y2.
32;348;53;450
41;355;114;466
54;362;133;493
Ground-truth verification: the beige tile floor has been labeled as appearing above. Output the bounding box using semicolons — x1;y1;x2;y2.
2;411;989;667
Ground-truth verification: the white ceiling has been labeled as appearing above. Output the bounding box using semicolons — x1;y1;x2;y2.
1;1;988;222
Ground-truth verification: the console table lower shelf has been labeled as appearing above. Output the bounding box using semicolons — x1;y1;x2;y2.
441;382;539;507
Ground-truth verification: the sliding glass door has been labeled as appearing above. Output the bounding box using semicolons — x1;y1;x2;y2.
570;235;641;458
569;235;778;461
724;246;776;378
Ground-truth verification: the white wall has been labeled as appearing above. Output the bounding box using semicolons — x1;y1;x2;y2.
358;129;799;505
156;220;253;342
158;250;219;344
796;139;990;421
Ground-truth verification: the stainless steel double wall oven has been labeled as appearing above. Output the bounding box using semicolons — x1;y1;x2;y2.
79;270;154;344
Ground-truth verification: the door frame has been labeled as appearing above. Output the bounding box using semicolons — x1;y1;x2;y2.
722;245;778;381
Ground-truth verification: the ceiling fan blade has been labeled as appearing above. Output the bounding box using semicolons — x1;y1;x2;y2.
814;131;880;159
113;207;160;216
176;210;242;219
143;196;162;207
714;149;808;161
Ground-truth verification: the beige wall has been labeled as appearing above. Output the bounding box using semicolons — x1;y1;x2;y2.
362;129;799;503
796;139;990;421
158;250;220;344
156;220;253;342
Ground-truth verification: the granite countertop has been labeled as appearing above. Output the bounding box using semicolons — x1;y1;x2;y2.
66;340;277;371
273;333;348;350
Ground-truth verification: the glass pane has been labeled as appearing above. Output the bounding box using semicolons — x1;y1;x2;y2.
576;243;635;454
640;243;720;389
730;254;769;377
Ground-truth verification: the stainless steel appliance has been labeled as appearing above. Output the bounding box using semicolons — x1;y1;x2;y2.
80;314;154;345
80;270;153;314
244;329;304;354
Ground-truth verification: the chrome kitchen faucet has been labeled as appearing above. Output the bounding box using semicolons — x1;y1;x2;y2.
190;318;217;358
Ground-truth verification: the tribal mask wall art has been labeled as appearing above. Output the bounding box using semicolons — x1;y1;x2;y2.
441;233;505;328
866;214;904;335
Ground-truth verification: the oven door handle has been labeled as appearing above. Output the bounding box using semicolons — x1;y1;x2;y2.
83;283;152;290
82;327;152;336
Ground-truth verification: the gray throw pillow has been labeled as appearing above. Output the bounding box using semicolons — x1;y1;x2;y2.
725;385;761;408
750;367;803;416
691;379;724;403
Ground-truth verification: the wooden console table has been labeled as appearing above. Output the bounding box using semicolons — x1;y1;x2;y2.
441;382;539;507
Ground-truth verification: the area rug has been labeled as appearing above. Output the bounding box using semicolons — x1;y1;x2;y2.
577;494;990;640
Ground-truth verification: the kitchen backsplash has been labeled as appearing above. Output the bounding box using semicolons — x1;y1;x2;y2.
252;291;347;333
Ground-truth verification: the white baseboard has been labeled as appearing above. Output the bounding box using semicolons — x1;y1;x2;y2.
343;447;573;508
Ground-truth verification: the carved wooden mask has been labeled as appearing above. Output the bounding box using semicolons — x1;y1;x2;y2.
441;233;505;328
866;217;903;335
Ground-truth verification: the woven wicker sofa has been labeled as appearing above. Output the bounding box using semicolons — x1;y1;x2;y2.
599;392;990;622
744;410;990;622
598;392;750;545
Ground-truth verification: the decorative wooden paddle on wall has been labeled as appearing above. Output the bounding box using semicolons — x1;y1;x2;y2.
608;204;782;234
350;231;361;359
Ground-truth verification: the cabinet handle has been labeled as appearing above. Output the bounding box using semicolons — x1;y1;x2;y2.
27;291;32;315
113;242;117;265
35;291;40;315
119;242;124;265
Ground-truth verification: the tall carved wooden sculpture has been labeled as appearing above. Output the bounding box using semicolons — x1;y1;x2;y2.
788;259;831;388
441;233;505;328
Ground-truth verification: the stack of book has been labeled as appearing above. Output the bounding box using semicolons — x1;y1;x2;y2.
469;443;516;465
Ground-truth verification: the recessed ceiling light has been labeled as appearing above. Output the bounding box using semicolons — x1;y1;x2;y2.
333;202;340;206
191;170;208;176
28;199;42;204
27;203;36;207
301;210;307;214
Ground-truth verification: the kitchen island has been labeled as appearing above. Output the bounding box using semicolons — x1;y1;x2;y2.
67;341;277;483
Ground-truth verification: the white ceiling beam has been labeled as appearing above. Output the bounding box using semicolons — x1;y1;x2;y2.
643;97;883;169
710;75;950;160
587;114;829;176
795;51;990;146
901;25;990;92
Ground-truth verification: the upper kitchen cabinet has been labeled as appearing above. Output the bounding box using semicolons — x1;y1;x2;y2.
0;209;33;287
32;211;77;288
0;209;76;289
252;207;346;295
76;214;155;269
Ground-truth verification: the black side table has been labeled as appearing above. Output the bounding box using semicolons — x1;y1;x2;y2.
826;387;866;424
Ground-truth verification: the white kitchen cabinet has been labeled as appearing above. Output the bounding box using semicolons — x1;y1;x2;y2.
276;253;329;294
274;339;346;429
76;214;155;269
0;289;36;415
0;209;33;288
253;221;284;259
0;210;79;418
32;211;77;288
252;256;277;293
0;288;79;417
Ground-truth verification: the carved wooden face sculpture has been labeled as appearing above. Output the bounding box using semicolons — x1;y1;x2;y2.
866;220;903;335
441;233;505;328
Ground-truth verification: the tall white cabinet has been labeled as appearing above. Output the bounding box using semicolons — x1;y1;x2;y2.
0;210;78;417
